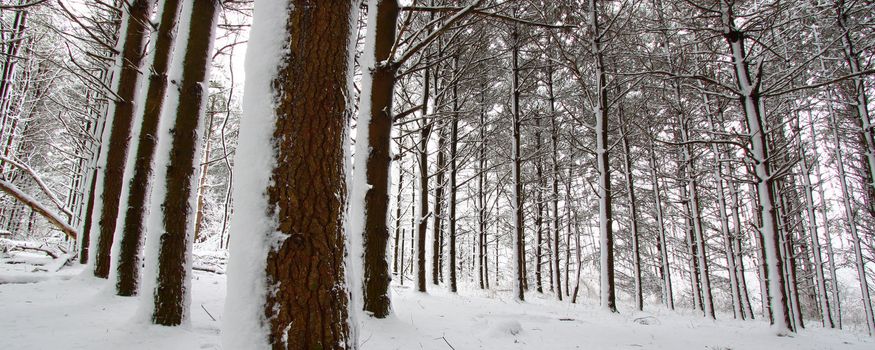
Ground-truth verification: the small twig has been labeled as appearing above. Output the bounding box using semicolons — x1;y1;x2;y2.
201;304;217;322
440;336;456;350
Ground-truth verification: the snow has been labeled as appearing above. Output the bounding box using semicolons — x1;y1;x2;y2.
84;5;132;267
220;0;289;348
2;260;873;350
348;0;380;328
136;0;191;324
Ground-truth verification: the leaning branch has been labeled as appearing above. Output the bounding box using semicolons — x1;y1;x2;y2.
0;181;78;240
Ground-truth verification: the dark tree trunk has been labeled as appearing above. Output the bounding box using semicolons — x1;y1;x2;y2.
359;0;399;318
258;1;355;347
115;0;182;297
150;0;218;326
447;55;459;293
416;59;431;294
92;0;156;279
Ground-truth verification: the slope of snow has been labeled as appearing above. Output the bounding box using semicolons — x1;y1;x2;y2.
1;258;872;350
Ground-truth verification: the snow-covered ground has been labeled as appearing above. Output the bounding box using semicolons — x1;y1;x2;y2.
1;251;872;350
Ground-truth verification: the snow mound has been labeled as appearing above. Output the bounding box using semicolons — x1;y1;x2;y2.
492;320;523;336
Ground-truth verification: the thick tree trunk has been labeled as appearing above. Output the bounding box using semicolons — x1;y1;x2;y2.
115;0;182;297
91;0;156;278
224;1;357;348
145;0;219;326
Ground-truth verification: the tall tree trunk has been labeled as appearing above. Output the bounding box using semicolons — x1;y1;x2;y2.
547;63;562;301
115;0;182;297
619;112;642;311
447;55;459;293
649;140;673;309
835;0;875;207
223;1;357;348
721;1;793;332
432;118;445;285
393;170;404;274
91;0;156;278
142;0;219;326
589;0;615;313
729;180;753;319
416;60;431;294
707;111;741;319
535;115;545;294
478;85;487;289
828;106;875;335
510;25;525;302
353;0;400;319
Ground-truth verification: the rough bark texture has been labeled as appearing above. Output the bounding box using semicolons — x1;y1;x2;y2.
261;2;355;348
151;0;218;326
93;0;155;278
116;0;182;297
361;0;399;318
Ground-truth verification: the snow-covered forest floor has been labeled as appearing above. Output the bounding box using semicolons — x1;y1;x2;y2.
1;250;872;350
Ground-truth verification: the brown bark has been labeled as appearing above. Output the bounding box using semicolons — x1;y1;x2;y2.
116;0;182;297
92;0;156;279
361;0;399;318
261;1;354;348
150;0;218;325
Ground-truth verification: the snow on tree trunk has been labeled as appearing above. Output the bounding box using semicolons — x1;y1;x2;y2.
649;140;673;309
721;3;793;332
350;0;399;319
828;106;875;336
89;0;156;278
510;26;525;302
589;0;615;313
223;1;359;348
137;0;218;326
115;0;183;297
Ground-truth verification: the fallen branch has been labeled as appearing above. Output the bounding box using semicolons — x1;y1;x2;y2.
0;180;77;240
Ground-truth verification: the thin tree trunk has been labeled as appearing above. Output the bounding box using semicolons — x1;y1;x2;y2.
828;106;875;335
649;140;673;309
447;55;459;293
547;63;563;301
721;1;793;332
510;25;525;302
619;112;642;311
